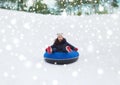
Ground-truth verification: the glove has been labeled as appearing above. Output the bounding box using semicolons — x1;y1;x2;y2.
74;48;78;51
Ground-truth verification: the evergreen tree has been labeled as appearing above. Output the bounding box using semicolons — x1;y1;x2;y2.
34;0;50;14
111;0;119;8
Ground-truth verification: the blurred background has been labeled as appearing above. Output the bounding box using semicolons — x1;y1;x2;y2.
0;0;120;15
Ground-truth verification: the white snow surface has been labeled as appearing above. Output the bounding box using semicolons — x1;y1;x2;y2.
0;9;120;85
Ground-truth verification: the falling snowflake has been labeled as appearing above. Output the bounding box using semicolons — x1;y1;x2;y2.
24;60;32;68
42;81;47;85
33;75;38;80
97;68;104;75
96;50;100;54
70;24;75;28
26;0;34;7
11;19;17;25
72;71;78;77
110;67;115;70
98;35;102;40
52;80;58;85
43;68;48;72
24;23;30;29
3;72;9;77
107;30;113;36
11;66;15;71
118;71;120;75
6;44;12;51
11;74;16;79
84;58;88;62
35;62;42;69
87;44;94;53
13;38;20;44
2;38;7;42
0;49;3;53
18;54;26;61
1;29;5;34
78;68;81;72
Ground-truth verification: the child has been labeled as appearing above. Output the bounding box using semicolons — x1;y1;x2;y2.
46;33;78;54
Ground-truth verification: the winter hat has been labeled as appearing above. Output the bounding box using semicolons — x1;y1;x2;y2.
57;33;63;37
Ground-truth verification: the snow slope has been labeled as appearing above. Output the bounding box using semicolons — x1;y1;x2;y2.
0;9;120;85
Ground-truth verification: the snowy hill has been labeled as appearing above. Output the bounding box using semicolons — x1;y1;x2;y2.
0;9;120;85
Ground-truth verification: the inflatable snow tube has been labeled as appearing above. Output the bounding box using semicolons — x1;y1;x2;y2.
44;51;79;65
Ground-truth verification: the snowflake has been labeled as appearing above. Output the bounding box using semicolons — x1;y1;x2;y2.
6;44;12;51
8;25;12;29
11;66;15;71
20;33;24;40
78;68;81;72
43;68;47;72
88;19;92;23
62;10;67;16
96;56;100;60
13;38;20;44
97;68;104;75
118;71;120;75
33;75;38;80
52;80;58;85
0;49;3;53
110;67;115;70
1;29;5;34
42;81;47;85
70;25;75;28
91;33;95;37
84;58;88;62
87;44;94;53
24;60;32;68
80;25;83;28
26;0;33;7
107;30;113;36
67;32;71;36
98;35;102;39
18;54;26;61
44;36;48;39
72;71;78;77
11;74;16;79
99;5;104;11
63;64;67;67
2;38;7;42
11;19;16;25
96;50;100;54
3;72;9;77
69;0;74;2
52;27;55;30
35;62;42;69
24;23;30;29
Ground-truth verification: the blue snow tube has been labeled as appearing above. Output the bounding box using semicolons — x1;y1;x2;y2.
44;51;79;65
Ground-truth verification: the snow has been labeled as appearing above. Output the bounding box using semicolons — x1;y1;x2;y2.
72;71;78;77
99;5;104;12
52;80;58;85
97;68;104;75
0;9;120;85
6;44;12;51
32;75;38;80
35;62;42;69
3;72;9;77
11;74;16;79
18;54;26;61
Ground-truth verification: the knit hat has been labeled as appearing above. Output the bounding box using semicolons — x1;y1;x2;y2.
57;33;63;37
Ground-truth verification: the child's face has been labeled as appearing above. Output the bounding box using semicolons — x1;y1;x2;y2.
57;35;63;42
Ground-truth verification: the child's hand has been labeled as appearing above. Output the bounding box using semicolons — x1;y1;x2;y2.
74;48;78;51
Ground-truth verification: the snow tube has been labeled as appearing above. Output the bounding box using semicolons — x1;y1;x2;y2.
44;51;79;65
